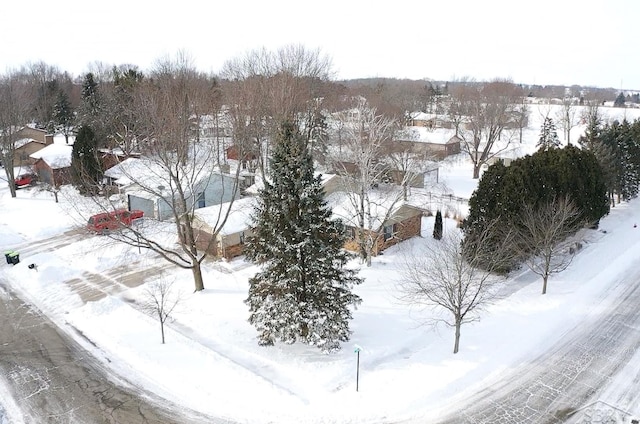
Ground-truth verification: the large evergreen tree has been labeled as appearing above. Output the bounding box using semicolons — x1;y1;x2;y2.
464;146;609;269
614;92;626;108
71;125;101;193
245;122;362;353
537;117;560;151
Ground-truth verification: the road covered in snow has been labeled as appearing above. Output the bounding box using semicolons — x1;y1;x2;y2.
433;237;640;423
0;231;227;424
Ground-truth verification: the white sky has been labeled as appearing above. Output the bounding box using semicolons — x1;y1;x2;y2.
3;0;639;89
1;104;640;423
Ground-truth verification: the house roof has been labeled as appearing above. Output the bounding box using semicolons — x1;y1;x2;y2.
15;138;41;149
194;196;256;235
396;127;460;145
105;156;238;201
409;111;446;121
29;144;73;169
326;189;418;230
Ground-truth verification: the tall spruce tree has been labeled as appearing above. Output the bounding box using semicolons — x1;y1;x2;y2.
537;117;560;150
245;122;362;353
71;125;101;193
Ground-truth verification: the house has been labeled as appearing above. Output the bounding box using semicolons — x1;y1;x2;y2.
105;157;240;221
98;148;140;173
190;173;367;259
29;143;73;187
392;127;461;159
326;190;423;256
191;197;256;259
225;144;258;171
13;126;54;166
408;112;450;129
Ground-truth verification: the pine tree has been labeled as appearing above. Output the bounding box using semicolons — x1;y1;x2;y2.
537;117;560;150
614;92;626;108
71;125;101;193
245;122;362;353
52;91;74;144
433;210;443;240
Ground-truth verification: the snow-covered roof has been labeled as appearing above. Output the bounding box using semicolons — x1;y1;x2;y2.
326;190;409;229
15;138;39;149
103;157;148;185
29;143;73;169
396;127;459;145
194;196;256;235
105;157;240;207
409;111;447;121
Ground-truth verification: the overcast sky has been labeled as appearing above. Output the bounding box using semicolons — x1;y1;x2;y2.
3;0;638;89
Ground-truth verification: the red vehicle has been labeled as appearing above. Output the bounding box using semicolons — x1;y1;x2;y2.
87;209;144;234
14;173;37;189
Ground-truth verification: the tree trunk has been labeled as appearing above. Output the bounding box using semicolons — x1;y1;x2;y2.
473;163;481;179
453;319;461;354
160;321;165;344
192;262;205;292
542;275;548;295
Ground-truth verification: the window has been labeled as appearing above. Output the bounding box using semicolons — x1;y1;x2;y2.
196;192;205;208
383;224;396;241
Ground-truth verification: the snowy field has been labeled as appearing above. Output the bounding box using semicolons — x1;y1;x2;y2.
1;103;640;423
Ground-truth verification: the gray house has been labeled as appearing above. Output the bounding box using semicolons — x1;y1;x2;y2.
104;157;239;221
127;173;238;220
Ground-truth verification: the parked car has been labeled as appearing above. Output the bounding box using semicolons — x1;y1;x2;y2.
14;173;37;189
87;209;144;234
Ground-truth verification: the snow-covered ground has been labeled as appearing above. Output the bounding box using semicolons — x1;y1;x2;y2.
1;103;640;423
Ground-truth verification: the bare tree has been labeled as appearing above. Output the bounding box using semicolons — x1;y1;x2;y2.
327;98;410;266
513;96;529;144
555;96;580;145
220;44;333;179
448;79;522;178
142;279;181;344
398;222;510;354
512;196;584;295
0;69;32;198
80;54;243;293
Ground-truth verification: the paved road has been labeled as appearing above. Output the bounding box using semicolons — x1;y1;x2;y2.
0;283;221;424
432;265;640;424
0;230;232;424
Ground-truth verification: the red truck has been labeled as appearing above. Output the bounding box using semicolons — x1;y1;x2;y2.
87;209;144;234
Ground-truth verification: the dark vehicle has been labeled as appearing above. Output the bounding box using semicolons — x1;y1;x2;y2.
14;173;37;189
87;209;144;234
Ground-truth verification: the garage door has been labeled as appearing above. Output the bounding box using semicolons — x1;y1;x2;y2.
127;195;155;219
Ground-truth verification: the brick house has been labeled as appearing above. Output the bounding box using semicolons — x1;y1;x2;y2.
327;191;423;256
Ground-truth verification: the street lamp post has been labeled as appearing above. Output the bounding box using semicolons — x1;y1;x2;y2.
354;344;362;392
